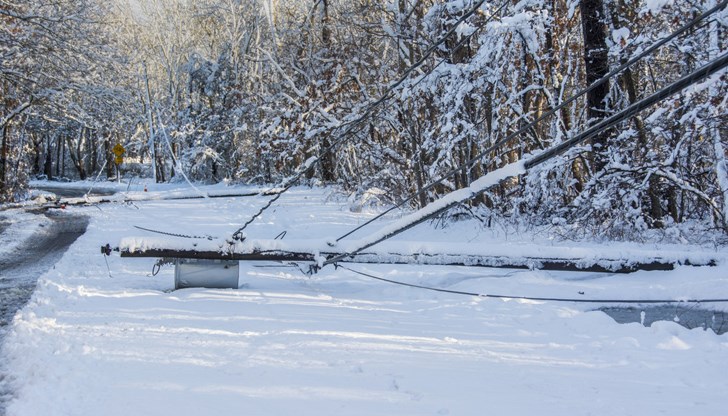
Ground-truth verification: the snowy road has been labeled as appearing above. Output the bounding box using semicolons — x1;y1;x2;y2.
0;211;88;415
0;185;727;415
0;212;89;330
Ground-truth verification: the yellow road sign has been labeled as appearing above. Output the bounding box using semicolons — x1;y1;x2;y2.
114;156;124;165
113;143;125;156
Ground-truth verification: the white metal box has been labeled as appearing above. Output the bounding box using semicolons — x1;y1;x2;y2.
174;259;240;290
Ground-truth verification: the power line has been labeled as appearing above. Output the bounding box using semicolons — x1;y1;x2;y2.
525;51;728;168
133;225;213;240
337;264;728;304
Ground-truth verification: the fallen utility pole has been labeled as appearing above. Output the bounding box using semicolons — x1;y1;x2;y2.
114;242;715;274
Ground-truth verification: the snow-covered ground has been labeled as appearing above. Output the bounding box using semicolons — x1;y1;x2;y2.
2;182;728;415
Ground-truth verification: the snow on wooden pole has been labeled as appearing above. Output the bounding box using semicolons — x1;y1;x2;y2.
115;237;713;274
322;161;526;267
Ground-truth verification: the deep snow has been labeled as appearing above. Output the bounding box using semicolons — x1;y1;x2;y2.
1;181;727;415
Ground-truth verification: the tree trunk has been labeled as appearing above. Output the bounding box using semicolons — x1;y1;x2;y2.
90;129;98;175
579;0;610;172
31;133;42;174
156;143;166;182
56;133;65;178
0;124;8;194
318;0;337;183
709;19;728;228
105;133;115;179
44;136;53;180
411;134;427;208
66;129;88;180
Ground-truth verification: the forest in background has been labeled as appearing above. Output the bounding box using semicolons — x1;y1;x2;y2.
1;0;727;242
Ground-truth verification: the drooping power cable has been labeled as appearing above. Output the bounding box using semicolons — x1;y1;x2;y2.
338;264;728;304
